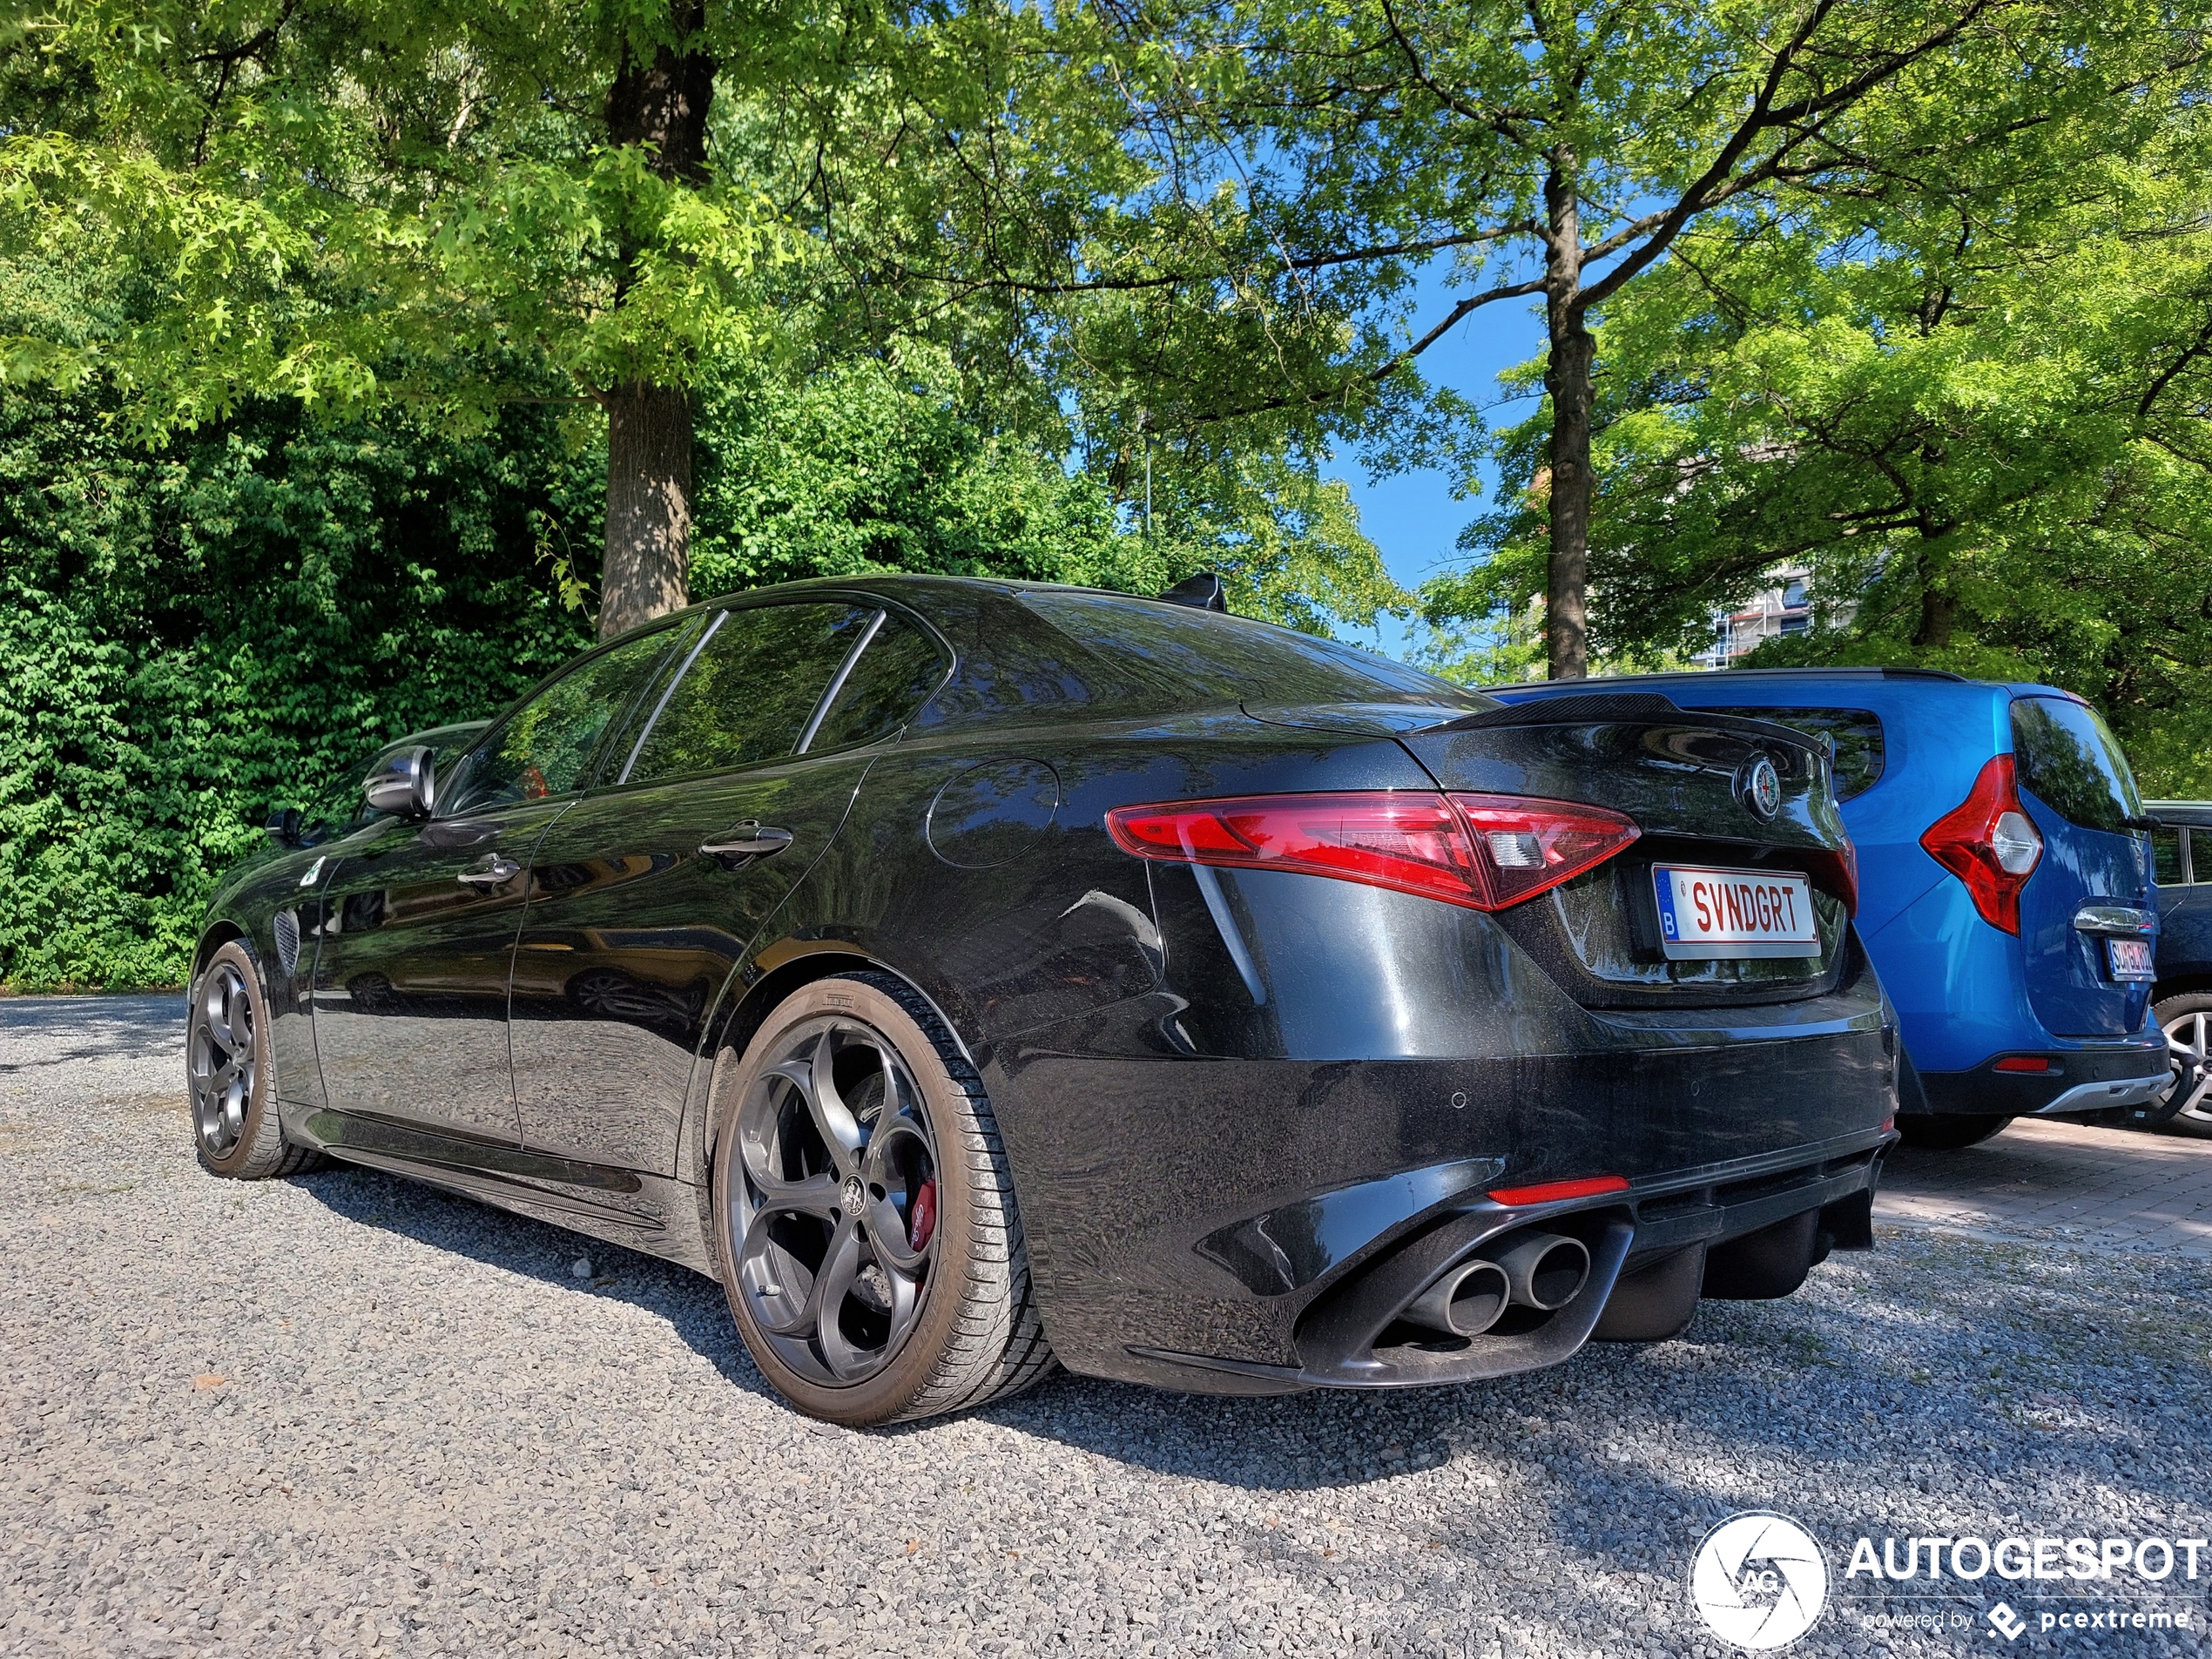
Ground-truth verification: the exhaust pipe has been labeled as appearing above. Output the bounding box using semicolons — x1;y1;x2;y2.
1401;1258;1512;1338
1487;1232;1590;1312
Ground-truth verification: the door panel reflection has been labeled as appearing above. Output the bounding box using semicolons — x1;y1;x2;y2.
312;803;572;1141
510;757;875;1173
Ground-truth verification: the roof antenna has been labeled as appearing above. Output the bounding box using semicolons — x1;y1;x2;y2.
1157;572;1228;612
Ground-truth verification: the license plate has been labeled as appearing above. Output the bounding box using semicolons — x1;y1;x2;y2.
1651;865;1821;960
2106;936;2155;981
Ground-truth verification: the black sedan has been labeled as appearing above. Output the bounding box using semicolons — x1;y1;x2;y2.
189;576;1899;1425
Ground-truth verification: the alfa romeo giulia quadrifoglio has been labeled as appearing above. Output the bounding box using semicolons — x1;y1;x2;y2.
189;575;1900;1425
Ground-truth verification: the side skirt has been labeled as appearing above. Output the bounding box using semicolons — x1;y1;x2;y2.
284;1105;718;1278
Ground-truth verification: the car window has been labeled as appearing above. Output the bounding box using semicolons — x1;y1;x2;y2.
2010;696;2143;835
440;627;684;815
2191;830;2212;887
2153;826;2186;885
1016;590;1482;709
624;603;874;785
295;724;488;840
806;611;949;752
1705;706;1885;801
592;613;707;779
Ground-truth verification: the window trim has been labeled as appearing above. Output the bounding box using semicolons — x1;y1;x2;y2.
617;609;727;786
610;598;921;791
434;617;692;819
796;610;887;755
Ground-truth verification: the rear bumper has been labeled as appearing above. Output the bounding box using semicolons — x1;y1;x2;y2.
1914;1041;2167;1117
992;1015;1898;1393
1130;1129;1892;1392
987;860;1898;1395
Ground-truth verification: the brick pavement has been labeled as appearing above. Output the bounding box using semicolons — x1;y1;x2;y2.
1875;1114;2212;1258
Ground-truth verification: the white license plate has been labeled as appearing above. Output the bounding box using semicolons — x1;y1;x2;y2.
2107;937;2155;981
1652;865;1821;960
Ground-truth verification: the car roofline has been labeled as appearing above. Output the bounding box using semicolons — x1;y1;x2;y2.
1489;665;1972;690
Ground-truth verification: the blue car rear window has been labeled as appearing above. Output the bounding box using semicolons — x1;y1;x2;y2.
1704;706;1885;800
2010;696;2142;834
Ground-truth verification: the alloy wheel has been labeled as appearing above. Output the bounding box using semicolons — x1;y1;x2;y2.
2161;1009;2212;1128
730;1017;941;1386
190;961;259;1157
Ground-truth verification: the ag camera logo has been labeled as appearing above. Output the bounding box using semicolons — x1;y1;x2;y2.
1690;1512;1830;1649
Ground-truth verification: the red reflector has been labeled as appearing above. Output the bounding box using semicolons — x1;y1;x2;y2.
1881;1116;1895;1133
1919;755;2042;936
1103;791;1639;913
1993;1055;2051;1074
1487;1174;1631;1207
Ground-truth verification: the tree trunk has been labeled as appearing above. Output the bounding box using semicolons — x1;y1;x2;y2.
598;0;715;641
602;382;695;638
1913;584;1956;650
1541;152;1593;681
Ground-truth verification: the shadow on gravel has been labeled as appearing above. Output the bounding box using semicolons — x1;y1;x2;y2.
289;1159;2212;1519
0;992;181;1070
291;1157;776;1390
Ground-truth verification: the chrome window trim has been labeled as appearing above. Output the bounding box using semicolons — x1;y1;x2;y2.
796;609;887;756
618;608;727;785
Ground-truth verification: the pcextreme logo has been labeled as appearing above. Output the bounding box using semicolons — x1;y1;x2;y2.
1689;1513;1830;1650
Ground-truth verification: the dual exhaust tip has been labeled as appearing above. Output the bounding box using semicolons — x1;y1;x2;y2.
1402;1232;1591;1339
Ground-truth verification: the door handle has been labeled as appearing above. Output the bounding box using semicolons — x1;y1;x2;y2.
457;854;522;887
699;822;794;865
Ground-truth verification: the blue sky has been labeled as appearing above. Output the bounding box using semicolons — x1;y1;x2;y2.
1328;289;1548;658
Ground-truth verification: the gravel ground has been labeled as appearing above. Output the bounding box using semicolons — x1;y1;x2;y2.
3;995;2209;1658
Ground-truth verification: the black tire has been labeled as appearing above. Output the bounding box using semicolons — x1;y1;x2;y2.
188;941;322;1179
2148;992;2212;1138
1893;1112;2013;1150
709;971;1056;1426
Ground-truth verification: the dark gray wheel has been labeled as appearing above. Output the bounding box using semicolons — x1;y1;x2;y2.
189;941;320;1179
711;972;1055;1425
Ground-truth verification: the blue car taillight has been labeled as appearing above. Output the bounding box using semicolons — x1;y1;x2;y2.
1919;756;2045;935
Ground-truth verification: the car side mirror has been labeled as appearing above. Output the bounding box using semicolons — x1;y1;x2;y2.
363;745;435;819
265;806;304;846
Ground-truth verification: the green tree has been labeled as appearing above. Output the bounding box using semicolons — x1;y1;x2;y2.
1;0;1406;638
1461;126;2212;786
0;0;835;637
1023;0;2200;678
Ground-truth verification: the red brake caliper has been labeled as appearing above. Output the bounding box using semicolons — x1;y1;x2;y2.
909;1178;938;1252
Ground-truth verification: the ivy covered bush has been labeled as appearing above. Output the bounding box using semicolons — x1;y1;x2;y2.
0;386;602;989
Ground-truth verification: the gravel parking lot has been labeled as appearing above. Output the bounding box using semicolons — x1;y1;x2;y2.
4;995;2209;1657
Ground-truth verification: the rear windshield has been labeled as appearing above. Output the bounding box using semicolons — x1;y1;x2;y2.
2010;696;2142;834
1016;590;1480;709
1705;706;1885;800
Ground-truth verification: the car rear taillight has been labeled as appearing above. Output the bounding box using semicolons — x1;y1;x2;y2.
1919;755;2044;935
1103;791;1640;913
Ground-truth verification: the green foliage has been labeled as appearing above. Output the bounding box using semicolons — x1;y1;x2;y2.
1418;34;2212;786
0;378;600;989
0;285;1402;988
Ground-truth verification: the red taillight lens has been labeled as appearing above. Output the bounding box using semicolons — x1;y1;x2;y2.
1919;755;2044;935
1817;838;1861;918
1446;794;1645;908
1992;1055;2051;1074
1103;791;1639;912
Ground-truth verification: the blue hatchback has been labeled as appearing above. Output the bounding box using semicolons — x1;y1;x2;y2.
1490;669;2166;1147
